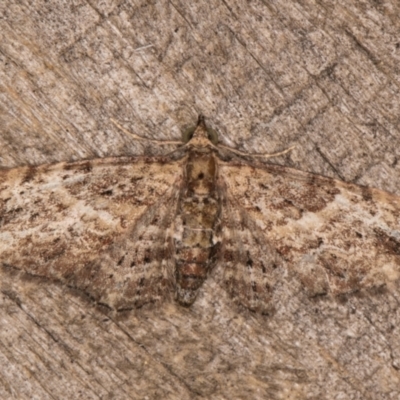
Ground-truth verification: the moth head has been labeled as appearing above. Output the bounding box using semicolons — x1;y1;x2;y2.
182;115;219;145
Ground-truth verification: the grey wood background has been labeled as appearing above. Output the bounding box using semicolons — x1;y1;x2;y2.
1;1;400;399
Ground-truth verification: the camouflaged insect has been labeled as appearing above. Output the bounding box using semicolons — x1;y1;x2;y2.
1;116;400;312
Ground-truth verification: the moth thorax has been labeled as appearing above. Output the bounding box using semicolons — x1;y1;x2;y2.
186;153;217;195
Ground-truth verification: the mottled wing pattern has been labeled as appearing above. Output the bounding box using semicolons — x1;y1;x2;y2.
215;183;283;313
0;156;184;309
2;123;400;313
218;160;400;305
72;192;181;310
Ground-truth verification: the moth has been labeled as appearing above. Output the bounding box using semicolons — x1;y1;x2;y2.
1;116;400;313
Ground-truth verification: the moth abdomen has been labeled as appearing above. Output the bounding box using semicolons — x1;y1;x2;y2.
174;233;217;305
175;262;209;306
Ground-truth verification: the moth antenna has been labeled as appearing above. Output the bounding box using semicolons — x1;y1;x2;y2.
218;143;296;158
195;115;295;158
110;118;182;146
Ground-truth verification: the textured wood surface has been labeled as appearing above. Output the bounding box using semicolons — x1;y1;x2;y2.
1;1;400;399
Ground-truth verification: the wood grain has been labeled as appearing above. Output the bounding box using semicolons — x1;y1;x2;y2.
1;1;400;399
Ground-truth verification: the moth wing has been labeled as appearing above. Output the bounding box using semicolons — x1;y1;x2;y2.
0;156;184;309
218;160;400;300
71;192;181;310
214;185;284;313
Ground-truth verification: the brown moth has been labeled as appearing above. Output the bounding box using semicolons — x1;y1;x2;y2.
1;116;400;312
